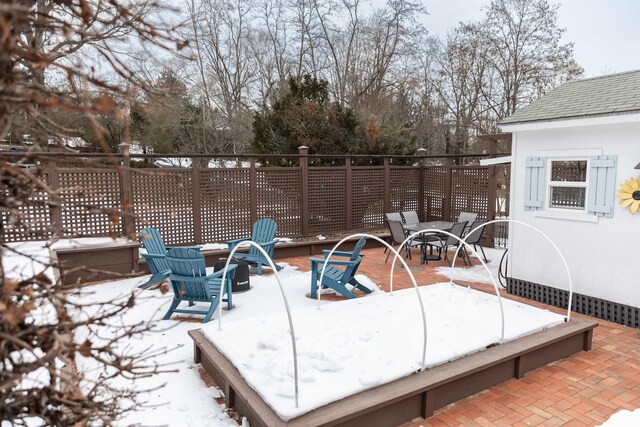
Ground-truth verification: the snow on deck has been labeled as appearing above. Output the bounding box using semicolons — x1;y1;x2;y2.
202;283;564;421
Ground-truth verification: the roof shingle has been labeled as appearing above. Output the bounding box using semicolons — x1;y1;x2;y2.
499;70;640;126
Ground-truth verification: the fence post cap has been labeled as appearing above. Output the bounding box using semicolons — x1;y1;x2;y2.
417;148;427;156
298;145;309;152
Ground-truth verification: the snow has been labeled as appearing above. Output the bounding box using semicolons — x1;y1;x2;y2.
599;409;640;426
435;246;506;285
73;266;378;426
154;158;253;168
1;239;569;425
3;238;132;282
202;283;564;421
140;237;295;255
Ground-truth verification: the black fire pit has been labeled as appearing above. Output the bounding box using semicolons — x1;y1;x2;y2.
214;258;250;293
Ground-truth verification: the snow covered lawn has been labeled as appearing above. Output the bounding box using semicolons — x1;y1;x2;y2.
203;283;564;421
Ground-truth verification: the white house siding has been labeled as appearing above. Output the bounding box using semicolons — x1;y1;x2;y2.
508;120;640;308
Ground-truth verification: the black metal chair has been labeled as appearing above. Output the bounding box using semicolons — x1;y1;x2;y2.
457;212;478;235
383;213;403;255
401;211;419;224
464;220;488;262
385;212;403;223
385;220;423;262
424;221;469;266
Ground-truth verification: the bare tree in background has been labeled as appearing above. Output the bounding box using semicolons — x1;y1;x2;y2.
252;0;292;106
421;0;582;153
430;24;489;154
1;0;186;424
194;0;257;153
478;0;583;119
1;0;185;147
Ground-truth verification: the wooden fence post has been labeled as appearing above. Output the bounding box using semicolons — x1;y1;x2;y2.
191;158;203;245
485;139;498;247
119;143;135;239
383;158;390;213
417;148;427;221
443;158;453;221
46;160;63;238
249;158;258;225
299;146;309;235
345;156;352;230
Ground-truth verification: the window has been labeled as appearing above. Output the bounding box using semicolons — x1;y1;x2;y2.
547;160;588;210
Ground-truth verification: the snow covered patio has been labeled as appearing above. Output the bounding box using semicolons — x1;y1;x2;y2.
4;241;638;426
282;248;640;426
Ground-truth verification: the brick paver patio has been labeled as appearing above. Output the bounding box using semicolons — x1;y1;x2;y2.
281;245;640;426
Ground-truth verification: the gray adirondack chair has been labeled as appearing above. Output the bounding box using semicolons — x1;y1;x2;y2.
164;248;237;323
226;218;281;275
138;227;199;288
309;237;372;299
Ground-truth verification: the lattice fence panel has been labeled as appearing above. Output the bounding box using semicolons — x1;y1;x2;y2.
308;168;346;233
201;169;252;242
389;167;420;216
58;169;122;237
257;169;301;236
423;166;447;220
450;167;489;221
132;170;194;245
351;168;384;229
1;172;52;242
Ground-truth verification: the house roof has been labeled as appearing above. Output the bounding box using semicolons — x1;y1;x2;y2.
499;69;640;126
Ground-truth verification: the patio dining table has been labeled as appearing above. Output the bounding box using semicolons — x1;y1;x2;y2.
403;221;454;234
403;221;454;261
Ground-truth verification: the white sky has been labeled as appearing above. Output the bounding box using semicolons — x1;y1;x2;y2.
423;0;640;77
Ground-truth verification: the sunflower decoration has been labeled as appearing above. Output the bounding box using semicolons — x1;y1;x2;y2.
617;176;640;214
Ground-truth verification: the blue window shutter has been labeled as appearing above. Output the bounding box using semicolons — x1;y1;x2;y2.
588;155;617;217
524;157;546;210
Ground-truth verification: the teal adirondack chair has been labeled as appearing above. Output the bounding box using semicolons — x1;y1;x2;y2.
226;218;281;275
164;248;237;323
139;227;199;289
309;237;373;299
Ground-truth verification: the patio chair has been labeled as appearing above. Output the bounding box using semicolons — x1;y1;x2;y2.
424;221;470;266
385;212;403;223
164;248;237;323
457;212;478;234
464;220;488;263
309;237;373;299
226;218;281;275
385;219;423;262
383;212;403;254
138;227;200;289
401;211;420;224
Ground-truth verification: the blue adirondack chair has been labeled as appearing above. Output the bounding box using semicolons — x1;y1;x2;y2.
309;237;373;299
138;227;199;289
164;248;237;323
226;218;281;275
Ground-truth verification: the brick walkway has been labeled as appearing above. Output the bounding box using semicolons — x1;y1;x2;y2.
282;246;640;426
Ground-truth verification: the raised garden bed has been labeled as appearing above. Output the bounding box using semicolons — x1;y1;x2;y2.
190;285;597;427
52;241;140;285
